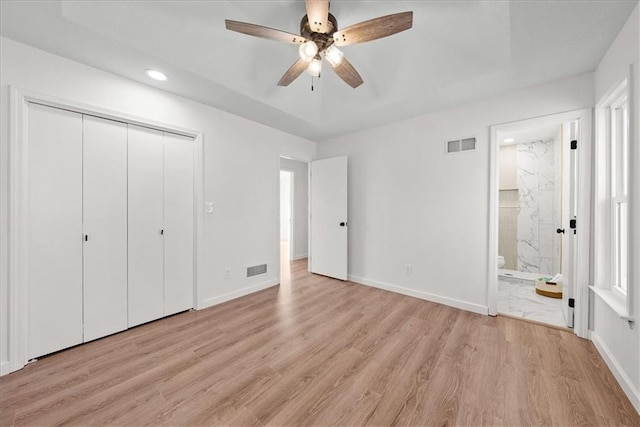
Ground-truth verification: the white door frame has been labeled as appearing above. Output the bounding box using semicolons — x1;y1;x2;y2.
488;108;592;338
6;86;204;374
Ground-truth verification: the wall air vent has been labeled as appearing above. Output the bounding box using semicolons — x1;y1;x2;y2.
247;264;267;277
446;137;477;154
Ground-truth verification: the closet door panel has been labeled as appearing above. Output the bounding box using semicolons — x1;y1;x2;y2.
163;133;194;315
128;125;164;327
27;103;83;359
83;116;128;342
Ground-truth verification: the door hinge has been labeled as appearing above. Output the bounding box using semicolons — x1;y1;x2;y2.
568;298;575;308
571;140;577;150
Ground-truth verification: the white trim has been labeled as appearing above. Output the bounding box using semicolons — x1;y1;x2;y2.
8;87;30;374
7;86;205;374
488;125;499;316
0;361;10;376
574;109;593;339
292;253;308;261
289;169;295;262
628;63;636;324
589;330;640;414
21;90;198;138
348;275;489;315
590;286;634;321
193;133;205;310
200;279;279;309
488;108;592;338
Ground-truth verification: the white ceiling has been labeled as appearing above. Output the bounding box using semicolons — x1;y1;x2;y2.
1;0;637;141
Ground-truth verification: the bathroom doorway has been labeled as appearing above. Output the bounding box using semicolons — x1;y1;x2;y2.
496;122;565;327
488;110;592;336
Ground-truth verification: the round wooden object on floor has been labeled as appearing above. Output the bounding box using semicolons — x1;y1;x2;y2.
535;280;563;298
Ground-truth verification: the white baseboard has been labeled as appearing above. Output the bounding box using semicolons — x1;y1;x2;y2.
589;330;640;414
348;275;489;316
0;361;11;376
292;253;308;261
199;279;279;310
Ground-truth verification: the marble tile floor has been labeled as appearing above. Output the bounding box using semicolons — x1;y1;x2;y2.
497;280;567;328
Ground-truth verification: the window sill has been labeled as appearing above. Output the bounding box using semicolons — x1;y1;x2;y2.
589;286;634;321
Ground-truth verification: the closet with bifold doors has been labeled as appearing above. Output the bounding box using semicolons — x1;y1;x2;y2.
27;103;194;360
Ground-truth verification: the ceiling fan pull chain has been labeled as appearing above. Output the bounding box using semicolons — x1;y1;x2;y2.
311;75;314;91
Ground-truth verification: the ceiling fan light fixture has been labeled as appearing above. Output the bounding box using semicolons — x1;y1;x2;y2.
307;58;322;77
325;45;344;67
299;41;318;61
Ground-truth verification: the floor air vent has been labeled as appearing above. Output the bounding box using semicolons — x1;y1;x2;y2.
247;264;267;277
446;137;476;154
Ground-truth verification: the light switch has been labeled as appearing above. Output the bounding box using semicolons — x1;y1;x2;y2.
205;202;214;214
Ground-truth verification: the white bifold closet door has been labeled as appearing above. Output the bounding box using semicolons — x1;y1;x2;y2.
128;125;165;327
163;133;194;316
128;126;194;324
27;103;83;359
82;116;128;342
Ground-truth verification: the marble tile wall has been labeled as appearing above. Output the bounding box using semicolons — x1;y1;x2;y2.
516;138;561;275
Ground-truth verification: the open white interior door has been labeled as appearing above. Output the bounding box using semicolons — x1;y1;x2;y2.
310;156;348;280
561;120;578;328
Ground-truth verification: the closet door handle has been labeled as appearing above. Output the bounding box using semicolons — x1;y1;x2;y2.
84;235;88;241
160;229;164;236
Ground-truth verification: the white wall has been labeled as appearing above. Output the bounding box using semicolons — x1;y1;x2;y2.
317;73;594;314
0;37;316;371
591;4;640;412
280;158;309;260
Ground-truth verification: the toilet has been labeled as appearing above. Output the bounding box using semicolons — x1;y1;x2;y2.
498;255;505;268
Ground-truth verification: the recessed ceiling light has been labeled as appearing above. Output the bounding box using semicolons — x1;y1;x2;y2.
503;138;515;143
145;69;167;81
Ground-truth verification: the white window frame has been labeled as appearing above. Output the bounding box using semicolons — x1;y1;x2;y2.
610;95;628;296
592;75;633;321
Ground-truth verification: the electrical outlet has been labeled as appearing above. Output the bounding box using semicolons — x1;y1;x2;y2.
405;264;413;275
224;269;230;279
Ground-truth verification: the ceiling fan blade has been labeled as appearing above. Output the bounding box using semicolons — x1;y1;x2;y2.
278;58;310;86
330;57;363;88
333;11;413;46
305;0;330;33
225;20;306;45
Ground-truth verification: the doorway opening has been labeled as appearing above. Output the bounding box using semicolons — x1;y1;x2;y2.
489;109;592;336
496;122;566;327
279;157;309;285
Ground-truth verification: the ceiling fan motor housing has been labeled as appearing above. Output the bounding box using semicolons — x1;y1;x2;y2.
300;13;338;53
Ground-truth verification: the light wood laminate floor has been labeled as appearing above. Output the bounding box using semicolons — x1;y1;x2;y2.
1;257;638;426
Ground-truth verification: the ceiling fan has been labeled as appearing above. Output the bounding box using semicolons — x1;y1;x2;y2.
225;1;413;89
